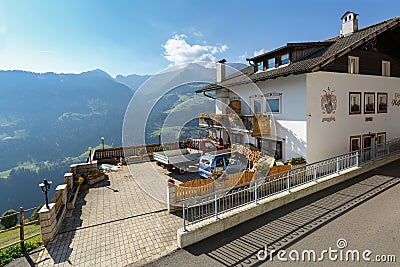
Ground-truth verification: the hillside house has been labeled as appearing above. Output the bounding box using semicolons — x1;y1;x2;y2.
197;12;400;164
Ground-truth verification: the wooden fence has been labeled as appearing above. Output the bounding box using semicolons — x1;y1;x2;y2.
176;179;215;200
267;165;292;176
0;206;40;251
224;171;255;188
176;165;294;200
93;141;184;163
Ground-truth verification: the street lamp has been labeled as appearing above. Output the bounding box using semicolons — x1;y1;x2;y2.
88;147;93;163
101;136;105;150
39;179;52;209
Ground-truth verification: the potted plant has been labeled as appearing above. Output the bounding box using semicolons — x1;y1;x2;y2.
290;156;306;165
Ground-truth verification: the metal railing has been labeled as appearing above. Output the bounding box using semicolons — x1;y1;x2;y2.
182;139;400;230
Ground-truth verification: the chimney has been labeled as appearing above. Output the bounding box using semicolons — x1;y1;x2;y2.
216;59;226;83
340;11;359;37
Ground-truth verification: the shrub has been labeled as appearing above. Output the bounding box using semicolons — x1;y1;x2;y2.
29;204;44;224
0;209;18;229
0;242;36;266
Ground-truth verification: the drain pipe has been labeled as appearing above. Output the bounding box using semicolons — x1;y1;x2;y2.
203;91;216;100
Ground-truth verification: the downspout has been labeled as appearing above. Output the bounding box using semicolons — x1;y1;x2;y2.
203;91;216;100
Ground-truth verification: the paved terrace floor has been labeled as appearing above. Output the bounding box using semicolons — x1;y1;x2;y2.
147;159;400;267
35;163;183;267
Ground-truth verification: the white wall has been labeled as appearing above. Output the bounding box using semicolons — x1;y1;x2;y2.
306;71;400;163
227;73;307;161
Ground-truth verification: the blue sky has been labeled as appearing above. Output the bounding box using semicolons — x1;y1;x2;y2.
0;0;399;77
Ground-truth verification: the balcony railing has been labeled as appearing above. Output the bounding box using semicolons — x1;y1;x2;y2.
198;113;270;135
182;138;400;230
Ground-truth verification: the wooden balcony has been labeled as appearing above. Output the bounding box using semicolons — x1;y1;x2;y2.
252;115;271;137
198;113;271;136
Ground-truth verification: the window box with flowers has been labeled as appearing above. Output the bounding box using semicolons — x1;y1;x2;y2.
349;92;361;114
365;103;375;112
377;93;388;113
364;93;375;114
351;104;360;113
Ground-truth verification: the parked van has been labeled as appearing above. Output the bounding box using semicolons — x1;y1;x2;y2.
198;150;246;179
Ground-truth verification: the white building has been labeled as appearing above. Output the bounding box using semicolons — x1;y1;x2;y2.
197;12;400;164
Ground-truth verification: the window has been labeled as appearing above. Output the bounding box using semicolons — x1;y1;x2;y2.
266;98;281;113
364;92;375;114
382;61;390;77
257;61;264;72
257;138;283;159
267;58;275;69
281;54;290;65
363;135;373;148
348;56;359;74
350;136;361;152
254;99;262;114
377;132;386;145
349;92;361;114
377;93;388;113
252;93;282;114
376;132;387;154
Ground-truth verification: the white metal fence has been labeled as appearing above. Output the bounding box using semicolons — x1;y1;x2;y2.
182;139;400;230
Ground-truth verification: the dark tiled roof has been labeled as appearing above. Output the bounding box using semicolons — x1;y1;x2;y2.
197;16;400;93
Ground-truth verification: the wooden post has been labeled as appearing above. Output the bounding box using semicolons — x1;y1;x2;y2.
19;207;24;251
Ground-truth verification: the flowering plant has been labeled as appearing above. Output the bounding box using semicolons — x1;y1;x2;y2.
365;103;374;111
378;102;387;111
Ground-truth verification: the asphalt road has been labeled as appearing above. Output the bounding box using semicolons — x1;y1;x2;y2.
146;160;400;267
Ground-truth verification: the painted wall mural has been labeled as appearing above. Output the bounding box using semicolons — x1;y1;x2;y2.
392;92;400;107
321;87;337;122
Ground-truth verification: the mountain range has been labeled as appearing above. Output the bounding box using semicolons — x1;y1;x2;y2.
0;62;246;213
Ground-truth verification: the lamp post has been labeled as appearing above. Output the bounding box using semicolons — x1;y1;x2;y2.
39;179;52;210
88;147;93;163
101;136;105;150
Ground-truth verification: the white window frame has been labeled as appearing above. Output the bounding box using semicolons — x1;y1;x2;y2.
265;94;282;114
257;61;264;72
377;132;386;145
348;56;359;74
252;97;263;114
382;61;390;77
267;58;275;69
280;53;290;66
250;93;282;115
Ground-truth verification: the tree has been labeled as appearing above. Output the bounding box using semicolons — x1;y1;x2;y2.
29;204;44;224
0;209;18;229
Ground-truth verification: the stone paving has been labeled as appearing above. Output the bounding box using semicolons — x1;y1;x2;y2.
35;165;182;266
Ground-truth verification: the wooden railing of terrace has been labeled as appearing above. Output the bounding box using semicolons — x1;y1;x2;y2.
0;207;41;251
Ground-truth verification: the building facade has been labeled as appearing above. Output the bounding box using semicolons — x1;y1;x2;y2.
197;12;400;164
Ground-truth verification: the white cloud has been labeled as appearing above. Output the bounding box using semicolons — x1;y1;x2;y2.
189;28;203;37
238;51;248;62
253;49;266;57
162;34;228;66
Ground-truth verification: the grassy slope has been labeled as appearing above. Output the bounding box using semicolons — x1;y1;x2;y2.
0;224;42;248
